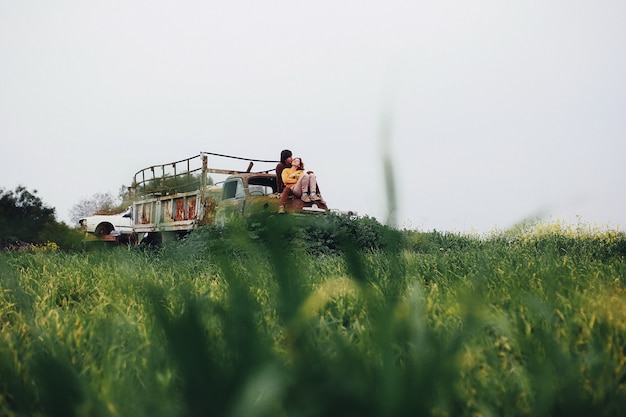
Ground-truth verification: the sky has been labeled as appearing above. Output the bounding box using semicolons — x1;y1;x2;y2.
1;0;625;234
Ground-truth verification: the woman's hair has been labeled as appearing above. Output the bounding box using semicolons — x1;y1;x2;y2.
293;157;304;170
280;149;292;165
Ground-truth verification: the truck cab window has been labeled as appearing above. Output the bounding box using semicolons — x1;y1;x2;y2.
223;179;244;199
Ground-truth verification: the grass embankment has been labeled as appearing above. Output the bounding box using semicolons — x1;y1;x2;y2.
1;217;625;417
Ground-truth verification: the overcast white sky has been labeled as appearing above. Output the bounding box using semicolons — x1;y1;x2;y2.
1;1;625;233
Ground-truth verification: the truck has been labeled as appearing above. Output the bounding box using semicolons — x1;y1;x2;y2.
81;152;342;244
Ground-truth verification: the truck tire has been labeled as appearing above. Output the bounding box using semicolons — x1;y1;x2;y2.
140;232;162;245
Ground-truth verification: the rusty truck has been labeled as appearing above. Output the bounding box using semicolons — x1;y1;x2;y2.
82;152;337;244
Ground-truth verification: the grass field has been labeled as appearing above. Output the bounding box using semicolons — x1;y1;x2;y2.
1;216;625;417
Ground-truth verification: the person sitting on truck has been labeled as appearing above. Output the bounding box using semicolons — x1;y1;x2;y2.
276;149;293;193
295;156;325;203
280;157;323;205
295;158;323;202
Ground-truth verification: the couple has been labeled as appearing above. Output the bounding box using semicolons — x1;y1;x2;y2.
276;149;325;213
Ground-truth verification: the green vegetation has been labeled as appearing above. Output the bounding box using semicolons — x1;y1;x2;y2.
1;216;625;416
133;171;207;198
0;186;83;250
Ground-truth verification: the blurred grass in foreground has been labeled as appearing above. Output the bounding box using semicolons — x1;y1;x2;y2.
1;216;625;417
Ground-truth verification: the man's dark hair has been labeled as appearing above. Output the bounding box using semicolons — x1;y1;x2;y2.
280;149;292;165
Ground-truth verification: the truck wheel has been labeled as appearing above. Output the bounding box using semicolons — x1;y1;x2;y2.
140;232;161;245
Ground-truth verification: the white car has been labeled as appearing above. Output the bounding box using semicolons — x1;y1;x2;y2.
79;207;134;240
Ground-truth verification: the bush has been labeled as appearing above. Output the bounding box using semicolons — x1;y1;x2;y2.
274;214;404;256
0;186;84;250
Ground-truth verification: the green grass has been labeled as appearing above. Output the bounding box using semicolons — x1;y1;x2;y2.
1;218;625;416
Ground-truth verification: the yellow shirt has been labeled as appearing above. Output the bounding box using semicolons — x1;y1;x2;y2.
281;167;304;189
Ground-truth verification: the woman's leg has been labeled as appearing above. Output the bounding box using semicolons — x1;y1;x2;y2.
294;174;309;198
308;173;317;194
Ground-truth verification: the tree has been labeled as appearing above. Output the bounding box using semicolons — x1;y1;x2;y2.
69;192;116;225
69;186;133;225
0;186;57;244
0;186;84;249
117;184;133;208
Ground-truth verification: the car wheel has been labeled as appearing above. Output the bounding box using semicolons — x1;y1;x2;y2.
95;223;114;236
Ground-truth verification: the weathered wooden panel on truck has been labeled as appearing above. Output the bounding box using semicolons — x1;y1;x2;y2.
137;202;153;224
159;198;182;223
188;199;196;221
162;200;172;222
132;192;201;232
175;199;186;221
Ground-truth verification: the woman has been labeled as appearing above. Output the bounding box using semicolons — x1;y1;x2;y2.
279;157;322;211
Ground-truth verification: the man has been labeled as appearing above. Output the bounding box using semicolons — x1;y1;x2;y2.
276;149;292;194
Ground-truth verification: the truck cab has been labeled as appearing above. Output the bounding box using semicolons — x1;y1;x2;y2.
215;172;328;225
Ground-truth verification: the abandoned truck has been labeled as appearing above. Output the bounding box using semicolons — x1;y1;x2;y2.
81;152;345;244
